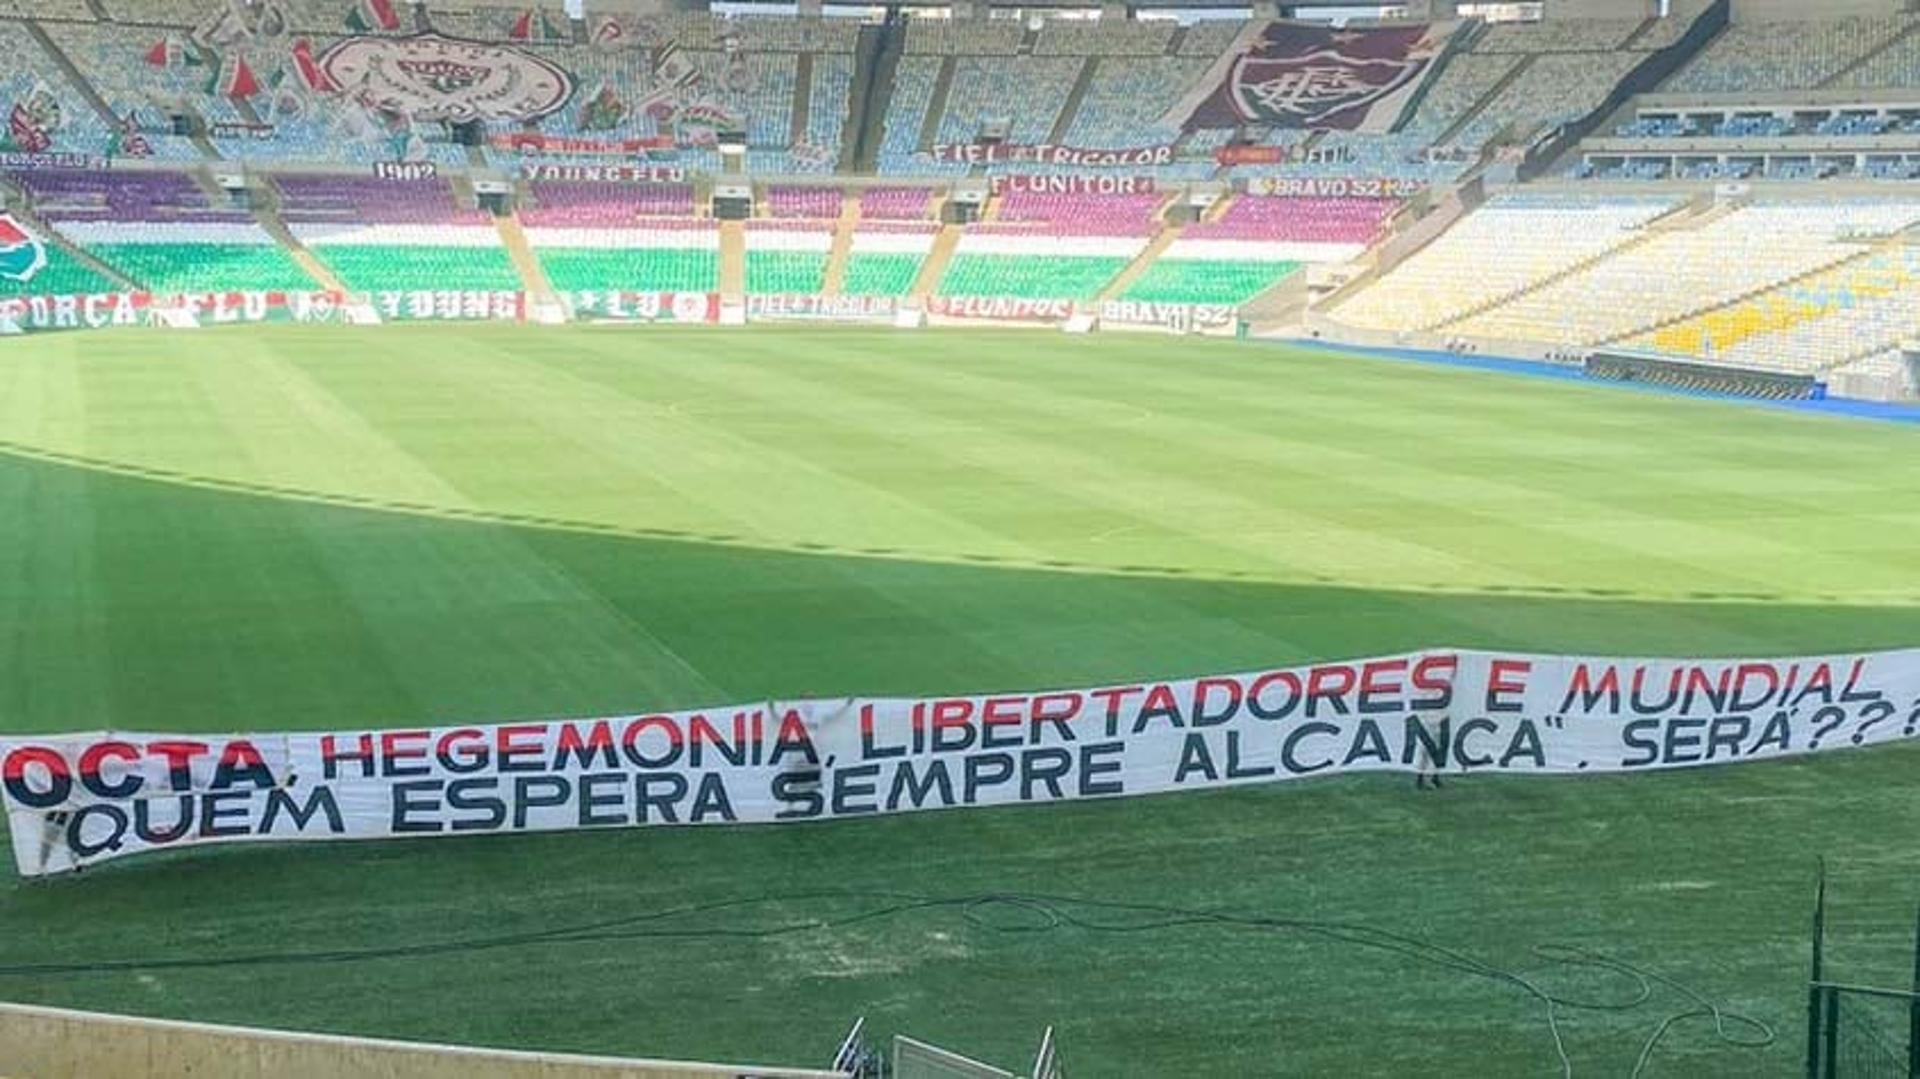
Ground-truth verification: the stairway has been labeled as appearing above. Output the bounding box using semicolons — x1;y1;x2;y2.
846;20;901;172
1426;202;1706;333
718;219;746;295
1617;17;1659;51
791;52;815;147
1819;21;1919;88
0;195;138;290
1432;53;1532;149
916;56;957;152
1097;225;1182;302
1602;240;1899;347
909;224;961;299
821;190;860;297
494;212;556;301
252;192;345;293
24;21;125;134
1047;57;1099;145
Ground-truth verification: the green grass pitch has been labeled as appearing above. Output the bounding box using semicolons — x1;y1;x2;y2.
2;324;1919;1076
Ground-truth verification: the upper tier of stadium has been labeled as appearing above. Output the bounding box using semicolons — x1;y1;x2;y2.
3;0;1920;402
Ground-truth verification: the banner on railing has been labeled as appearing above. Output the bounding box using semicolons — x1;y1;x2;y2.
988;174;1155;195
372;161;438;181
209;122;275;141
747;294;896;322
1244;176;1426;198
159;290;346;327
0;291;151;334
490;132;679;156
0;151;107;171
373;290;526;322
5;648;1916;876
927;296;1074;323
1099;300;1237;333
928;143;1175;168
520;163;687;184
567;290;719;324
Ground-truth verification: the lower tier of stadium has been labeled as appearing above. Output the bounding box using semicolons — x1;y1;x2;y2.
7;182;1920;396
2;325;1917;1076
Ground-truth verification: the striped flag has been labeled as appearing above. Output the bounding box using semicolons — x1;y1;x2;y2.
344;0;401;33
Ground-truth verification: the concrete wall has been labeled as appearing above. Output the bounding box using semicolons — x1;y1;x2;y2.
0;1002;849;1079
1730;0;1902;20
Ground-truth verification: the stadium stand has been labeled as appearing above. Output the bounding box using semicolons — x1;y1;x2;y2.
767;186;840;219
935;191;1163;299
275;174;518;292
0;1;1915;405
1665;16;1911;92
532;220;720;294
1451;201;1920;346
517;180;718;292
1635;247;1920;372
858;188;933;221
1332;194;1683;333
935;56;1082;146
1060;58;1211;150
842;222;938;297
1120;196;1394;306
745;220;832;293
6;170;315;292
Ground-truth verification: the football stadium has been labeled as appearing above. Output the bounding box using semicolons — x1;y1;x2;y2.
7;0;1920;1075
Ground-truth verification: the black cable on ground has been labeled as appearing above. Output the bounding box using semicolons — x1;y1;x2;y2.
0;889;1774;1076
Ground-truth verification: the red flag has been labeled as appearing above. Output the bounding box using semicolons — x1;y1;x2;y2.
145;38;171;67
290;39;336;92
346;0;400;32
223;56;260;98
509;10;534;40
366;0;400;30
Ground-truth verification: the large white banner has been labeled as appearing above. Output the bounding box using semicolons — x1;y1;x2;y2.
4;648;1913;876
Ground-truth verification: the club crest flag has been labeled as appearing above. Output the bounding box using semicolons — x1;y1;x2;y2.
1172;19;1460;132
0;211;46;284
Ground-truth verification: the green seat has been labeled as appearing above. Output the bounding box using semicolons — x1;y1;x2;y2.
842;253;924;297
537;248;718;293
311;245;523;293
87;243;317;292
936;254;1126;300
745;250;827;294
1121;259;1302;305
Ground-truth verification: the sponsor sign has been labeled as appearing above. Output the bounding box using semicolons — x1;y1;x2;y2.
747;294;897;322
317;33;574;124
1174;21;1460;132
927;296;1074;323
1099;300;1237;333
7;648;1920;876
568;290;720;323
521;163;688;184
929;143;1175;168
989;174;1154;196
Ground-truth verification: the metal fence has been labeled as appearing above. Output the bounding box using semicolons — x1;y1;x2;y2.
1807;868;1920;1079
